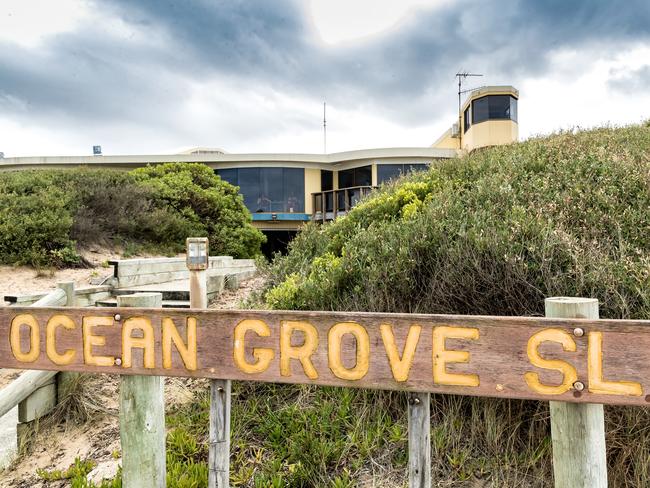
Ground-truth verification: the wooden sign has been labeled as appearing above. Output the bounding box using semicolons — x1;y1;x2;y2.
1;307;649;406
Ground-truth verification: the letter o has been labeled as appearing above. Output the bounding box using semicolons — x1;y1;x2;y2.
328;322;370;380
10;314;40;363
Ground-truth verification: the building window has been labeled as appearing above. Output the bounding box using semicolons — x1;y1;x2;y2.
377;163;428;184
338;165;372;188
321;170;333;191
215;167;305;213
463;106;471;133
471;95;518;124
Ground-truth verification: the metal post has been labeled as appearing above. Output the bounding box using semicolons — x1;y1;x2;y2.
118;293;166;488
546;297;607;488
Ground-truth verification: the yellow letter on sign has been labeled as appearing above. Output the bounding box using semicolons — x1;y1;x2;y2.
329;322;370;381
524;329;577;395
432;326;479;387
162;317;197;371
122;317;156;369
46;315;76;366
380;323;421;382
234;319;275;374
588;331;642;396
83;316;114;367
280;320;319;379
10;314;40;363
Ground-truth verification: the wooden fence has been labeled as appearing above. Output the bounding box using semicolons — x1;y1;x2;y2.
1;295;646;487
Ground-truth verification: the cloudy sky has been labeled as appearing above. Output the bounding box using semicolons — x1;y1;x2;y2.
1;0;649;157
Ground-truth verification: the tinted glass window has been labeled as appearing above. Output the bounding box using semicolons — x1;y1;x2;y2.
377;165;402;184
355;166;372;186
259;168;283;212
216;168;304;213
488;95;512;119
472;97;489;124
472;95;518;124
238;168;261;212
377;164;428;184
216;168;238;186
464;107;471;133
283;168;304;213
338;165;372;188
321;170;333;191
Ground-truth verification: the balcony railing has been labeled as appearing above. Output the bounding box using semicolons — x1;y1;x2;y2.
311;186;376;222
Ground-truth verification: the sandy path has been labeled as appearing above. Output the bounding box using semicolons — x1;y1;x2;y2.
0;248;121;305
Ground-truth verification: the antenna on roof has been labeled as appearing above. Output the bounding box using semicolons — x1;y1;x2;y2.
323;102;327;154
455;71;483;149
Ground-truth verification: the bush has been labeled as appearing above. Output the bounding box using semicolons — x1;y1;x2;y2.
266;124;650;319
0;164;265;267
0;170;79;267
262;124;650;485
132;163;265;258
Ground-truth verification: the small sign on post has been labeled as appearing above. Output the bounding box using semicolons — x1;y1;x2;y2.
186;237;209;271
185;238;232;488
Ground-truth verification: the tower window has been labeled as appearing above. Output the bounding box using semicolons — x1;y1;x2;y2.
471;95;518;125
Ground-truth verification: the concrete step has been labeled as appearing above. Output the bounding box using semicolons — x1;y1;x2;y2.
95;298;190;309
113;288;189;301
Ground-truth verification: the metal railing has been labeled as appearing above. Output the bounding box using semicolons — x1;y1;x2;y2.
311;186;376;222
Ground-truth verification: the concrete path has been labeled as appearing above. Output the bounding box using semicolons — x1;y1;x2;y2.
0;406;17;470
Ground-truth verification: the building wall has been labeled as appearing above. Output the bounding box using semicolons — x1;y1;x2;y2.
431;129;460;150
459;86;519;152
304;168;321;215
462;119;518;152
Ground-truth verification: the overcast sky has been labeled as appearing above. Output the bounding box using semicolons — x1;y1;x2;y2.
1;0;649;157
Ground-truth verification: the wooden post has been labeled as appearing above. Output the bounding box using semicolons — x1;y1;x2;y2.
56;281;80;403
190;268;231;488
546;297;607;488
408;392;431;488
57;281;75;306
118;293;166;488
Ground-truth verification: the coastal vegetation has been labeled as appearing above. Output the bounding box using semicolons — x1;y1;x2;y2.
0;163;265;268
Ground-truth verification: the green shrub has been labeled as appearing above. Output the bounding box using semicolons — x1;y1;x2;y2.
266;124;650;319
262;124;650;485
0;170;79;267
132;163;265;258
0;164;265;267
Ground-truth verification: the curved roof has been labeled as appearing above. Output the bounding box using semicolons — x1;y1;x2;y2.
0;147;458;172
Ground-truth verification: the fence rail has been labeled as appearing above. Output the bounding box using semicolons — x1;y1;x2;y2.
2;296;640;487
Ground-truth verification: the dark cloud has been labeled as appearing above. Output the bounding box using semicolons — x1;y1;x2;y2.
608;65;650;93
1;0;649;144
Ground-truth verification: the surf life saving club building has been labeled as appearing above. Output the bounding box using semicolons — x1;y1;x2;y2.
0;86;519;247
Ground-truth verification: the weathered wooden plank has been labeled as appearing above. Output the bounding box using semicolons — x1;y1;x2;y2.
0;371;57;418
117;293;166;488
547;297;607;488
18;382;56;423
111;256;245;278
31;288;66;307
2;307;650;406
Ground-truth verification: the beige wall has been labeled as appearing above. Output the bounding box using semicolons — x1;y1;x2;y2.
462;120;518;152
431;129;460;150
304;168;321;215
